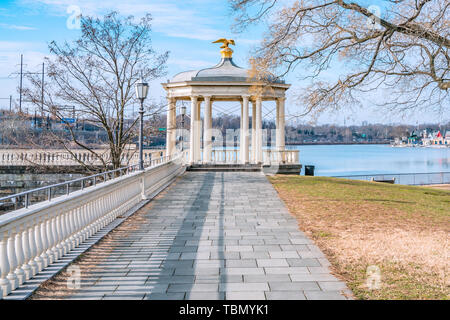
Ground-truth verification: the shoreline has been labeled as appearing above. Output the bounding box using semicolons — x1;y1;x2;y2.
285;142;389;145
422;184;450;190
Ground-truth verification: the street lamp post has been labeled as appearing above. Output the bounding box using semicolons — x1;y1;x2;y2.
135;78;149;171
180;105;186;152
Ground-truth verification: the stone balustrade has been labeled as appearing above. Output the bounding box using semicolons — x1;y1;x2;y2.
0;149;165;167
262;149;299;165
0;153;184;298
201;149;299;165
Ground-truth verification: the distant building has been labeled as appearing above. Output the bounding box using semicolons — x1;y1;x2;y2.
430;131;450;145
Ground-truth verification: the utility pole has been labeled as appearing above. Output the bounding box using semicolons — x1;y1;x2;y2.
19;54;23;113
9;95;12;112
41;62;44;116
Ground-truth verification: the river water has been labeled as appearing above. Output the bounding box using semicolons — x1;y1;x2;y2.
287;144;450;176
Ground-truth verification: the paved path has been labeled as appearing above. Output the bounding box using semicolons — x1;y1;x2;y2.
33;172;351;300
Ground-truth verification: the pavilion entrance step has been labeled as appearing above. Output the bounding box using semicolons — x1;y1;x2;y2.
187;163;262;172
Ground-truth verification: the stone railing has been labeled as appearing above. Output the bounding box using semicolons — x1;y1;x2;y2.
0;149;165;167
262;149;299;165
191;149;299;165
0;153;184;298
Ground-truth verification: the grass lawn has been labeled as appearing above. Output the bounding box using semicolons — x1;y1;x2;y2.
269;175;449;300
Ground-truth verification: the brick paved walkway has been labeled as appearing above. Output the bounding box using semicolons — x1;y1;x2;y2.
35;172;351;300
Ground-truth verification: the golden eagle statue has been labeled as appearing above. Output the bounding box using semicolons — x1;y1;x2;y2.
212;38;235;58
212;38;235;49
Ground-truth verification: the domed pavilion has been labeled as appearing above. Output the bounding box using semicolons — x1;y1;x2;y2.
161;39;299;171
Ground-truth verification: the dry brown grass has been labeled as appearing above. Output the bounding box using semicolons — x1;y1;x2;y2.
269;175;449;300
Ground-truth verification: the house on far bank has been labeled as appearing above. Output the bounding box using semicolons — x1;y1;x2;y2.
407;130;420;145
395;129;450;147
429;131;450;145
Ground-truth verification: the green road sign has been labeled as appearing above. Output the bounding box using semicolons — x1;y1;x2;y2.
158;128;166;131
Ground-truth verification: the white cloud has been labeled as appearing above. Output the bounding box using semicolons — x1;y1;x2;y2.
0;23;36;30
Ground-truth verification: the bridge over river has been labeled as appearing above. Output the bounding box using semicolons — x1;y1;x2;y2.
0;153;350;300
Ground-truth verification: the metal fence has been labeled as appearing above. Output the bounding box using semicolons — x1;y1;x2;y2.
331;172;450;185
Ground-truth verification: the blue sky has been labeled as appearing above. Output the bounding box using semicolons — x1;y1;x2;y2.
0;0;446;125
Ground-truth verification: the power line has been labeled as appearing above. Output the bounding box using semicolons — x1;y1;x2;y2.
19;54;23;113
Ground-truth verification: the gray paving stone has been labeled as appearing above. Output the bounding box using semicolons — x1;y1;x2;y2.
226;291;266;300
318;281;348;291
168;283;219;292
269;281;320;291
269;251;299;259
287;258;321;267
257;259;289;267
144;293;185;300
240;252;270;259
290;274;339;282
264;267;309;274
265;291;306;300
195;275;243;283
226;259;257;268
175;267;219;276
304;290;347;300
23;172;348;301
221;268;265;275
187;292;225;300
219;282;269;292
244;275;291;283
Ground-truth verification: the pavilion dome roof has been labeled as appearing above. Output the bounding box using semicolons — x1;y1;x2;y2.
170;57;284;84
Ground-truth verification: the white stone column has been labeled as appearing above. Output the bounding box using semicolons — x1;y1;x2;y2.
278;97;286;151
242;96;249;164
189;96;198;164
166;98;176;156
276;98;281;150
277;97;286;163
251;100;256;163
256;97;263;163
204;96;212;163
240;100;243;162
195;100;202;162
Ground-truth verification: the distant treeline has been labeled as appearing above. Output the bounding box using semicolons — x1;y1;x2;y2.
0;110;447;147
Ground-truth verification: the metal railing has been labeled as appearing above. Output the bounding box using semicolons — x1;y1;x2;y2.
332;171;450;185
0;154;175;213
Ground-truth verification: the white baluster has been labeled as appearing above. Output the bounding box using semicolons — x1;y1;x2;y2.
61;212;70;254
21;223;32;280
0;231;12;296
28;222;38;276
68;209;77;249
50;216;59;261
14;225;26;285
80;204;88;242
55;215;64;258
40;218;49;268
46;217;54;264
33;219;44;272
74;207;82;247
6;229;19;290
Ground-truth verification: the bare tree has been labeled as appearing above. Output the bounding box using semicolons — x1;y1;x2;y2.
230;0;449;118
24;12;168;170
